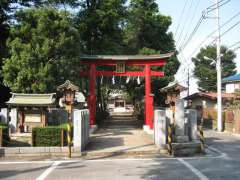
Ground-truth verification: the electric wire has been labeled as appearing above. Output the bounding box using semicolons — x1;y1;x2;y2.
187;11;240;60
176;0;194;47
229;40;240;49
178;0;201;49
179;0;232;53
174;0;189;38
207;0;231;13
210;19;240;45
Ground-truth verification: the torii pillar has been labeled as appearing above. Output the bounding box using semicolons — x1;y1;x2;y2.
88;64;96;126
144;64;154;130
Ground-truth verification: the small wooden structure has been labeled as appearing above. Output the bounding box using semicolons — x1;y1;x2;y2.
6;93;56;133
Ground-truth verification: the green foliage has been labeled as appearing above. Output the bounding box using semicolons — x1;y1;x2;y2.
76;0;127;55
193;45;236;91
124;0;175;54
123;0;179;106
2;7;81;93
0;124;10;146
32;124;69;147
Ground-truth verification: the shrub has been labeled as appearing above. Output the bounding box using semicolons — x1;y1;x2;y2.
32;124;71;147
0;124;10;146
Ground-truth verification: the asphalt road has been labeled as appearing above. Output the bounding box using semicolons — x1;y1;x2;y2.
0;130;240;180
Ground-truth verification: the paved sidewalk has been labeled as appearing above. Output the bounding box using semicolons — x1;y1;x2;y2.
84;127;161;158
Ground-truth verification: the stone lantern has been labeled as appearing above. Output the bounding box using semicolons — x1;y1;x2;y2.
161;81;187;110
57;80;79;122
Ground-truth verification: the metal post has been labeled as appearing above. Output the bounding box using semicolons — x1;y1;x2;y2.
67;123;72;158
216;0;222;132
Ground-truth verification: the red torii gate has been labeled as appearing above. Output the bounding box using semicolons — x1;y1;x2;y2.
79;53;173;129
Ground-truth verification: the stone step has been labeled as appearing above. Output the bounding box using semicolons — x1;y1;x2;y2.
172;140;202;157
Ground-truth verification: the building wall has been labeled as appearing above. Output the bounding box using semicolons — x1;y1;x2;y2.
225;82;240;93
190;97;216;109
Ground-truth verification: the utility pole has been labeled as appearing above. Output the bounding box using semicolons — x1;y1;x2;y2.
187;68;190;97
215;0;222;132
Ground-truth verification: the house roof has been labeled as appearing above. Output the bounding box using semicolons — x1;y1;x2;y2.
222;73;240;83
79;52;174;61
6;93;56;106
160;81;187;92
184;92;235;101
57;80;79;92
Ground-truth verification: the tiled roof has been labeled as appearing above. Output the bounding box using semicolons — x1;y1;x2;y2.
223;73;240;83
160;81;187;92
57;80;79;91
7;93;56;106
80;52;174;61
185;92;235;100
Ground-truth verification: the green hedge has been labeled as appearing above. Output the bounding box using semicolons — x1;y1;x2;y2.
32;123;71;147
0;123;10;146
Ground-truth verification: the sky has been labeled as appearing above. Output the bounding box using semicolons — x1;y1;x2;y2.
156;0;240;94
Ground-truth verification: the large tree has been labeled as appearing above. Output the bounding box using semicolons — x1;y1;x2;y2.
124;0;179;105
76;0;127;55
0;0;79;106
124;0;175;54
2;7;81;93
193;45;236;91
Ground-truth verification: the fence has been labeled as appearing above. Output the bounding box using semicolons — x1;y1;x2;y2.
203;108;240;133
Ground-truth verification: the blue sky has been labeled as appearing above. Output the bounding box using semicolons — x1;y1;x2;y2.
156;0;240;93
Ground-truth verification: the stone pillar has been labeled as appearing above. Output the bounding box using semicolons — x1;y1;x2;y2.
9;108;17;133
0;108;8;124
175;100;185;136
154;110;167;148
174;99;189;143
186;109;198;140
73;109;82;148
73;109;90;151
166;108;174;124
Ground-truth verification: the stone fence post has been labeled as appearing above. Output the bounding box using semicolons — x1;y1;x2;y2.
73;109;90;151
154;109;167;149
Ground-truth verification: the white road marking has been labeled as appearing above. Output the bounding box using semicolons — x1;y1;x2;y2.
207;146;227;158
177;158;209;180
36;161;61;180
0;160;77;165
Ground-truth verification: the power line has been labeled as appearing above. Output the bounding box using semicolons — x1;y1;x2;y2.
187;11;240;59
176;0;194;47
174;0;189;38
178;15;204;52
210;19;240;44
229;40;240;49
207;0;231;13
179;0;232;52
178;0;201;49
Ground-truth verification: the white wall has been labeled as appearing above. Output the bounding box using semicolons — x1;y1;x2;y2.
226;83;235;93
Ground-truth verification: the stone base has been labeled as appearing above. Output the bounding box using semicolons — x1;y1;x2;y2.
143;125;154;135
174;135;189;143
172;140;202;157
89;125;98;134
